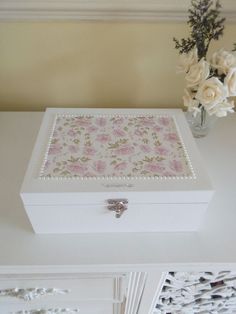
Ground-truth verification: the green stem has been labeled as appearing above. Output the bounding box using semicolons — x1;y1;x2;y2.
201;107;206;127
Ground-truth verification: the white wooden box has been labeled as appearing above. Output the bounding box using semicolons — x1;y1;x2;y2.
20;108;214;233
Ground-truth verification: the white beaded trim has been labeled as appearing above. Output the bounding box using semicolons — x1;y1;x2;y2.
39;113;196;181
39;114;59;179
172;115;196;180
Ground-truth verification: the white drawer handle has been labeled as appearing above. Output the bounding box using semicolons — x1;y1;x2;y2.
12;309;79;314
0;288;70;301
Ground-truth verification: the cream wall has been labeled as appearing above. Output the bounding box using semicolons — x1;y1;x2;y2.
0;22;235;111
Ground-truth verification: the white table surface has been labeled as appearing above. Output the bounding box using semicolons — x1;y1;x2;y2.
0;112;236;270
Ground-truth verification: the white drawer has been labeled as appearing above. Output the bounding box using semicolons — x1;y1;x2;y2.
0;273;126;304
0;301;116;314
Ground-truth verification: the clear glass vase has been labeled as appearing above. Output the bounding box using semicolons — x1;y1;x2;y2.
186;107;214;138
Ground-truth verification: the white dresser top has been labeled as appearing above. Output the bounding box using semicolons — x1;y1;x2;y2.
0;111;235;270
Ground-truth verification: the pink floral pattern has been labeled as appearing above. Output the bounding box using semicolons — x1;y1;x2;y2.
40;114;193;178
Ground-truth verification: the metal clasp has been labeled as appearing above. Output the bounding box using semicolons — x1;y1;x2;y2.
107;199;128;218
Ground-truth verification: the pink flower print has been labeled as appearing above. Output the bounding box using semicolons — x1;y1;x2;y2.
115;144;134;155
113;128;126;137
140;144;152;153
87;125;98;133
158;117;170;126
48;143;62;155
155;146;169;156
113;117;124;125
75;117;91;127
93;160;106;174
83;146;96;156
164;132;179;142
134;129;144;136
68;145;79;154
162;171;173;177
67;128;77;137
114;162;127;171
138;117;155;126
67;162;87;175
96;117;107;127
96;133;111;143
84;172;96;178
169;160;183;173
44;160;50;170
144;162;165;174
153;125;162;132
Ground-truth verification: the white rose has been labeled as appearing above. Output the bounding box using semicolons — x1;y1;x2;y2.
207;99;234;117
183;88;200;116
211;49;236;75
185;58;210;88
177;48;198;73
195;77;228;109
225;67;236;96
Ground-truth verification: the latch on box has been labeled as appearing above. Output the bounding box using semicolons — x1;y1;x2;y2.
107;199;128;218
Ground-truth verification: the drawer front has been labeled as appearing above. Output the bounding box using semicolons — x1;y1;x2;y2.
0;271;145;314
26;203;207;233
0;301;114;314
0;273;126;304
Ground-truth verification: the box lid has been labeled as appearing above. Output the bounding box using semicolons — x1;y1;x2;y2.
21;108;213;205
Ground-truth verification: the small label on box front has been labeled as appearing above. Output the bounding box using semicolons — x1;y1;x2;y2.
102;183;134;188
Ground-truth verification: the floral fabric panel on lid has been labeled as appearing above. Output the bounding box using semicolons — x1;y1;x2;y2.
40;114;194;179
